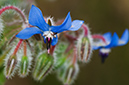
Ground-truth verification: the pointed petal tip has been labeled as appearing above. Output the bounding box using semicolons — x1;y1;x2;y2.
76;20;84;24
104;32;119;48
124;29;129;35
68;20;84;31
68;11;70;14
31;4;35;7
80;20;84;24
29;5;49;31
67;12;71;18
118;29;129;46
113;32;119;40
31;5;37;9
82;20;84;23
113;32;119;38
125;28;129;31
122;29;129;37
113;32;117;35
51;12;72;33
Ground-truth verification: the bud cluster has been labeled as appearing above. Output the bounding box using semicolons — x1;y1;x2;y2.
0;4;128;85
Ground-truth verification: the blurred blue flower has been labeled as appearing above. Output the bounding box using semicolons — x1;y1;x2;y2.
93;29;129;50
92;32;119;50
16;5;84;49
104;29;129;46
92;29;129;63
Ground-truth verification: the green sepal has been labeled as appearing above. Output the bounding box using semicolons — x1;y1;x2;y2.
19;56;29;77
33;53;54;81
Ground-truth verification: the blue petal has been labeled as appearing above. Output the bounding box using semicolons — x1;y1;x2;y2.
105;32;119;48
51;12;72;33
51;35;58;46
29;5;49;31
68;20;84;31
118;29;129;46
103;32;112;43
16;27;42;39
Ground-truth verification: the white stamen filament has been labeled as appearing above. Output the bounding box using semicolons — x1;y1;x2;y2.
43;31;55;39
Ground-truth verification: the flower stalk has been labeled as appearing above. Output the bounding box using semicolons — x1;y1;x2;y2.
0;6;27;24
13;39;23;56
81;24;89;36
72;47;77;65
23;41;27;56
92;34;106;43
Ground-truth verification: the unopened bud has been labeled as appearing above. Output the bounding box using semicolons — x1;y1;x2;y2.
54;57;67;69
5;55;17;79
58;62;79;85
77;35;92;63
33;52;54;81
53;43;68;69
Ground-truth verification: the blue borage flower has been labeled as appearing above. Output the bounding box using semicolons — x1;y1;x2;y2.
104;29;129;47
92;29;129;50
92;29;129;63
16;5;84;51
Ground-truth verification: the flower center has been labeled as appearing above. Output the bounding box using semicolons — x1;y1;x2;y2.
43;31;56;39
43;31;56;52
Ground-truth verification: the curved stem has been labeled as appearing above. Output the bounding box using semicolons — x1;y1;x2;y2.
63;32;77;42
13;39;23;55
72;46;77;65
5;20;23;26
81;24;89;36
8;33;18;45
50;45;56;56
65;43;73;53
92;34;106;43
23;41;27;56
0;6;27;24
25;40;33;52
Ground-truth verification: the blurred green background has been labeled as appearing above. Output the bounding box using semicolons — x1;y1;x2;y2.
2;0;129;85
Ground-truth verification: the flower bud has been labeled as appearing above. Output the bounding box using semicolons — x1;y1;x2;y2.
77;35;92;63
4;40;22;79
19;56;29;77
58;62;79;85
5;55;17;79
53;43;68;69
33;52;54;81
54;57;67;69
